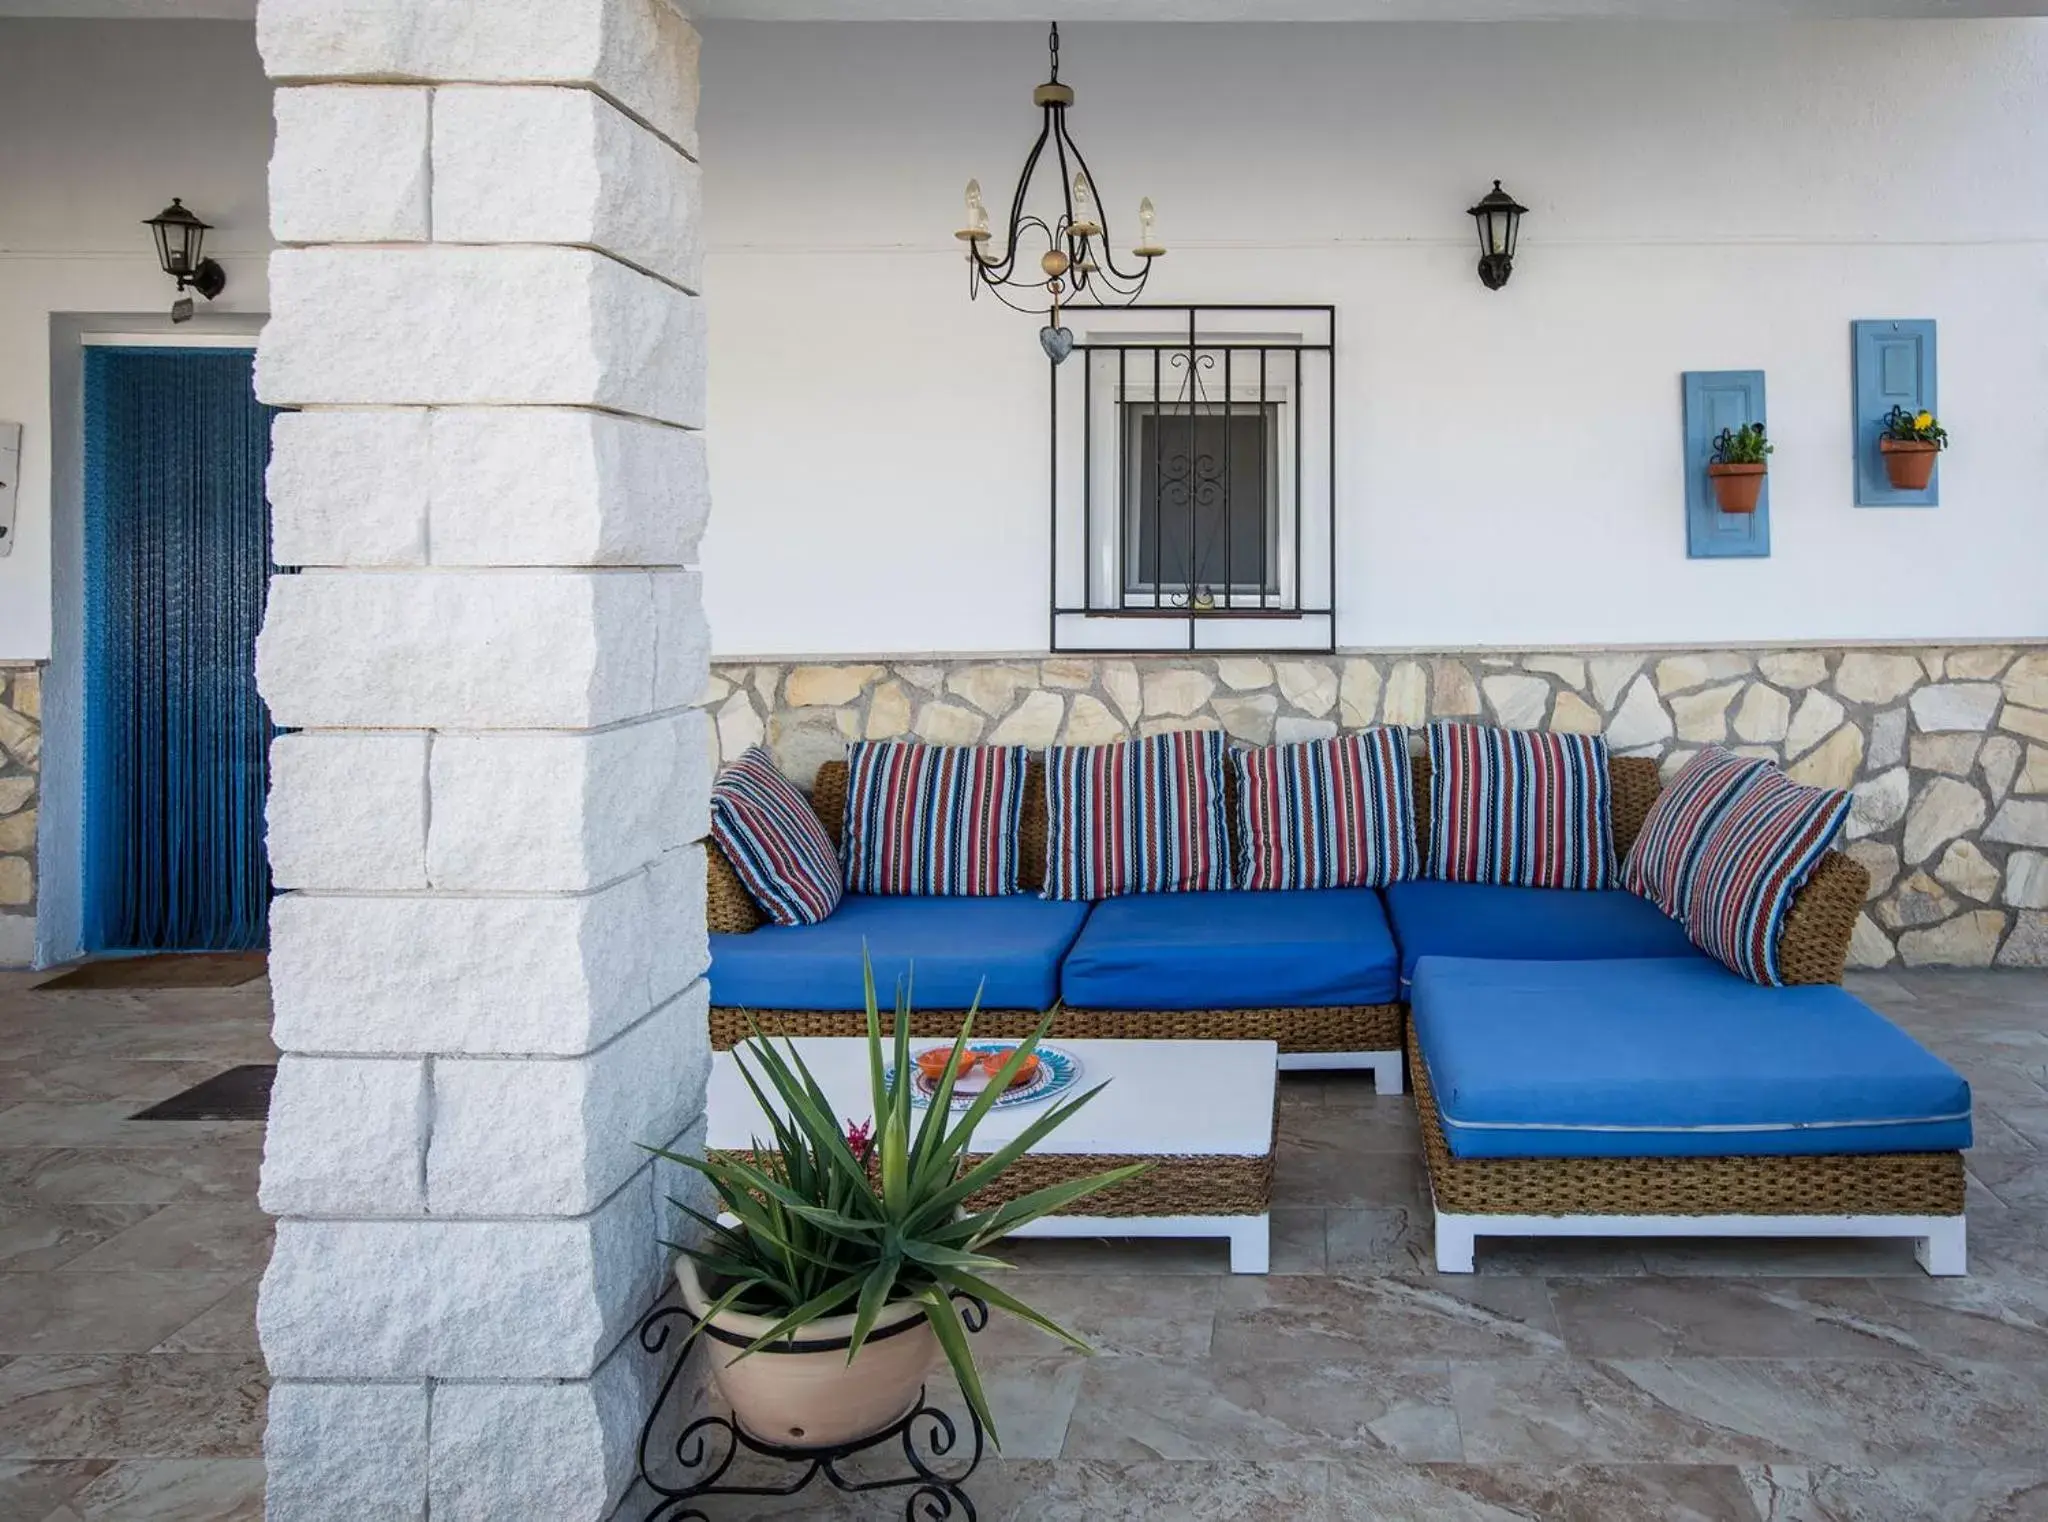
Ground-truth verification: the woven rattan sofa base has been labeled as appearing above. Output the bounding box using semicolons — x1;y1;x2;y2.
709;1146;1272;1219
1408;1028;1967;1275
711;1002;1406;1084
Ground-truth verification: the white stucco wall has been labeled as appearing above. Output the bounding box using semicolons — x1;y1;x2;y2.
0;19;274;661
697;20;2048;655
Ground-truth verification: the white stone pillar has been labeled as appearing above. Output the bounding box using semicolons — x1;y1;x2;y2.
250;3;709;1517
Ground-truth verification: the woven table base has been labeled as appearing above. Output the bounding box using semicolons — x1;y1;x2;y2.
1409;1027;1966;1219
709;1147;1273;1218
712;1002;1404;1056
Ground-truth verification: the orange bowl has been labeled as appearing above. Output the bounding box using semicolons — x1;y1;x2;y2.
981;1050;1041;1089
915;1046;976;1082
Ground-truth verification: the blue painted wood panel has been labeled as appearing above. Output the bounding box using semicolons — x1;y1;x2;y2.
1682;369;1770;559
1853;319;1938;507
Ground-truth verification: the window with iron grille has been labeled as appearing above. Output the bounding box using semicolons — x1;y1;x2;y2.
1049;306;1335;653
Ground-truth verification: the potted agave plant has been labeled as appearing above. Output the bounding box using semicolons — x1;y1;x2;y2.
1707;422;1772;514
651;967;1143;1451
1879;404;1948;490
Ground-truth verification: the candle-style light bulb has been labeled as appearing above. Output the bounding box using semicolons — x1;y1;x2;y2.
1070;172;1101;237
957;178;991;243
1133;196;1164;257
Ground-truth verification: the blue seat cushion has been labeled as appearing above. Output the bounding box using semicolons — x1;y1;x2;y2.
1384;879;1702;989
1060;888;1400;1010
1412;956;1973;1159
708;894;1090;1011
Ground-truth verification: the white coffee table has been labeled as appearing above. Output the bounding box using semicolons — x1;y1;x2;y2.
707;1037;1278;1273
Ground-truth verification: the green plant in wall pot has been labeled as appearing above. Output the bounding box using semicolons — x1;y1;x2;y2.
1879;404;1948;491
1708;422;1773;515
649;961;1145;1451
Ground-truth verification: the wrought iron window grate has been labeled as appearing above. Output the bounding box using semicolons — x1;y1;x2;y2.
1050;305;1335;652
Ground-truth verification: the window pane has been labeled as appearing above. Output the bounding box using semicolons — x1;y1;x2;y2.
1124;407;1275;600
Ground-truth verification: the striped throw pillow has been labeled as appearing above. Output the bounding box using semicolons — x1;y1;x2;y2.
1044;729;1232;900
1621;747;1771;919
1234;729;1418;891
841;741;1029;896
1426;724;1616;890
1684;767;1851;985
709;746;843;926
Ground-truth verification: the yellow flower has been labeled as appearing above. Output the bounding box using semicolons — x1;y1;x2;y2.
1914;411;1934;430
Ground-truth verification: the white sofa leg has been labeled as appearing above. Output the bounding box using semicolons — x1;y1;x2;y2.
1372;1051;1405;1096
1915;1217;1967;1276
1434;1215;1476;1274
1228;1218;1270;1275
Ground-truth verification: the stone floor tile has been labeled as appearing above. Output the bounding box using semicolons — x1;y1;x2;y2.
1063;1355;1460;1463
0;1144;264;1206
1634;1235;1931;1278
1324;1205;1436;1276
1452;1356;2048;1466
0;1205;158;1273
1739;1465;2048;1522
1268;1207;1326;1275
152;1280;259;1356
1213;1272;1563;1361
970;1273;1218;1360
1272;1133;1427;1209
49;1458;266;1521
0;1460;111;1520
0;1106;261;1152
1326;1461;1767;1522
57;1203;271;1276
0;1355;267;1459
1871;1268;2048;1363
1965;1150;2048;1210
0;1273;250;1355
1473;1235;1653;1276
1546;1277;1927;1361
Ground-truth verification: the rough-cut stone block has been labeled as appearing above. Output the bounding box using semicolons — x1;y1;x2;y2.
257;570;702;730
1606;675;1673;751
430;1329;663;1522
267;733;429;891
268;410;429;567
268;850;706;1057
259;247;705;427
1987;799;2048;848
2001;912;2048;967
258;0;700;156
1832;651;1923;706
428;410;706;568
428;713;709;892
428;983;708;1216
1910;683;2002;733
433;86;704;293
271;85;431;244
1897;911;2006;968
1902;776;1986;865
261;1056;428;1217
266;1381;429;1521
2008;852;2048;910
259;1171;659;1379
991;690;1064;747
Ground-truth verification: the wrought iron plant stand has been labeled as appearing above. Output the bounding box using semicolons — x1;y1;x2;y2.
634;1294;990;1521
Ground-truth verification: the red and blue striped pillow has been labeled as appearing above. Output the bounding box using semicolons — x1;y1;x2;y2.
709;747;843;926
1426;724;1615;890
841;741;1028;896
1044;729;1232;900
1234;729;1418;891
1621;747;1771;919
1683;768;1851;985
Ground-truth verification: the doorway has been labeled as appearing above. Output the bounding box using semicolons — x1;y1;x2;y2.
79;345;274;952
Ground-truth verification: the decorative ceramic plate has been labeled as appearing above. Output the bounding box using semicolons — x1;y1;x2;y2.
888;1042;1081;1111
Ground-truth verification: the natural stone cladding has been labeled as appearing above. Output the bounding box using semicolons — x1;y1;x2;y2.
709;646;2048;969
0;664;38;959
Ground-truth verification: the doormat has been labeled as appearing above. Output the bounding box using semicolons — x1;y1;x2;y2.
132;1063;276;1122
38;952;267;991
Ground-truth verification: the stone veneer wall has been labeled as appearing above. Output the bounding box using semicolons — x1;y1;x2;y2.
708;646;2048;970
0;664;38;964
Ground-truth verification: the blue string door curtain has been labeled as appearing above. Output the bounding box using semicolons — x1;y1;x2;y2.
82;346;276;952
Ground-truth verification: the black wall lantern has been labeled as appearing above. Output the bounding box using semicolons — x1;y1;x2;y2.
1466;180;1527;291
145;198;227;321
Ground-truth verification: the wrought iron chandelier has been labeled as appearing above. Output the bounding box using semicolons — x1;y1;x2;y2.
955;23;1165;363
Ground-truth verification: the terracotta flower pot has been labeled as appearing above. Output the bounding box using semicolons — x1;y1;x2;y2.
1880;437;1939;491
677;1256;937;1450
1707;461;1766;515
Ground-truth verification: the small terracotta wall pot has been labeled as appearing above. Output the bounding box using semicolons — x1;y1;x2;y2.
1707;461;1766;514
1880;437;1939;491
677;1256;938;1449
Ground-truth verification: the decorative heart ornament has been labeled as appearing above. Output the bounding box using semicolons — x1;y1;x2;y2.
1039;324;1076;365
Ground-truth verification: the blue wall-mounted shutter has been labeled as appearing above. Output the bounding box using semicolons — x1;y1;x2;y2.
1682;369;1770;559
1853;319;1937;507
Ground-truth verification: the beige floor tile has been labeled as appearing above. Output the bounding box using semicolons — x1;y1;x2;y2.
0;1274;250;1355
59;1204;271;1276
0;1355;267;1460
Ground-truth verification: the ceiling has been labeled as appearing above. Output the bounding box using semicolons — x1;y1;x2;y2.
6;0;2044;17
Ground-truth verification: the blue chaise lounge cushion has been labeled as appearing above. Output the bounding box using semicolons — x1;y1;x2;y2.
1060;888;1401;1010
1383;878;1702;989
1411;956;1973;1159
708;894;1091;1011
